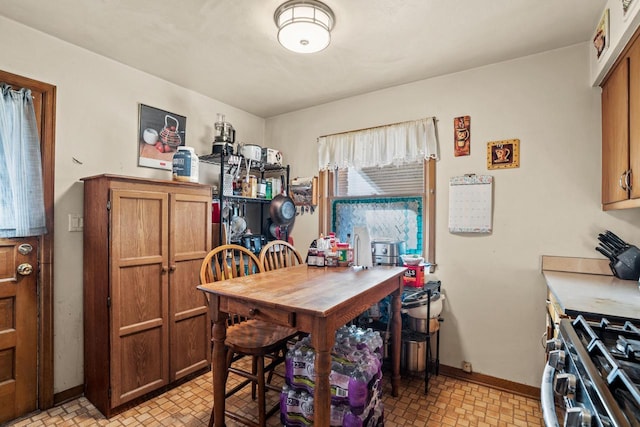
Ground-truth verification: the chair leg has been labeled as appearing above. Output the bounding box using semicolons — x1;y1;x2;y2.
266;348;283;385
257;355;266;427
225;350;234;382
252;356;258;400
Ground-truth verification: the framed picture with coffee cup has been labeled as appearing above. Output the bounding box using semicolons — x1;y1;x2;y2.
487;139;519;170
138;104;186;170
454;115;471;157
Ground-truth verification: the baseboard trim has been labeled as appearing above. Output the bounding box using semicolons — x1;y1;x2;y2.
439;364;540;400
53;384;84;406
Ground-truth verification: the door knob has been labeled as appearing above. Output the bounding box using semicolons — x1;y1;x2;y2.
17;263;33;276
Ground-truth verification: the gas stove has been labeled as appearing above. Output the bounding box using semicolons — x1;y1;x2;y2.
542;315;640;426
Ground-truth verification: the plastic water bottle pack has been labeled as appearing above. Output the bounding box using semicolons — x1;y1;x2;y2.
281;326;385;427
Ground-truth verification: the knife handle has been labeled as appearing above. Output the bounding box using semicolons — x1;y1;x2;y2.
596;246;615;261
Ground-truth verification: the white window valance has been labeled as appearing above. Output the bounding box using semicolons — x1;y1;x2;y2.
318;117;438;170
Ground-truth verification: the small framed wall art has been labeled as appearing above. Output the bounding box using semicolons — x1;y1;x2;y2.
487;139;519;170
593;8;610;60
138;104;186;170
454;115;471;157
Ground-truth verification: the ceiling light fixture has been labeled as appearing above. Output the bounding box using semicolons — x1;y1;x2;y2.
274;0;335;54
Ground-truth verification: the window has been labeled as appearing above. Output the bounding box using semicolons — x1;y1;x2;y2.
316;117;438;265
318;159;435;263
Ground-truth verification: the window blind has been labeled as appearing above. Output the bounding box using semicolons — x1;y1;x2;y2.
335;163;424;197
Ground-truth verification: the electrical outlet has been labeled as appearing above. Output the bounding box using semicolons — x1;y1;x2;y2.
462;361;472;373
68;214;83;232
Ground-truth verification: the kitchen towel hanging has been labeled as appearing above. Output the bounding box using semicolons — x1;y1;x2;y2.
448;174;493;233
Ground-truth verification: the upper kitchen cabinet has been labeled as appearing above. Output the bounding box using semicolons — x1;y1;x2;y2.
601;28;640;209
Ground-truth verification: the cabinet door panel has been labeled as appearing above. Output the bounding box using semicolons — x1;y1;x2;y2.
169;193;211;380
171;194;210;256
172;313;210;379
602;59;629;204
110;189;170;407
630;38;640;199
118;328;166;402
118;264;164;330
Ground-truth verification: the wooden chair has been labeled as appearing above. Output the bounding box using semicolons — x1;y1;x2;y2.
200;244;298;427
258;240;306;345
259;240;304;271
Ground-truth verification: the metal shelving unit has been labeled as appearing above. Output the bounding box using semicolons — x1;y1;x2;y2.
199;153;290;246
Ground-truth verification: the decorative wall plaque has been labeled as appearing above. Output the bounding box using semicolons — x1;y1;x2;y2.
487;139;519;170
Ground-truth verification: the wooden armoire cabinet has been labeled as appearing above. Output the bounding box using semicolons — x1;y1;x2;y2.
82;174;212;417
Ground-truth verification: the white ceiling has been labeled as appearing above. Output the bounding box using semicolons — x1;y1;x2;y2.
0;0;606;118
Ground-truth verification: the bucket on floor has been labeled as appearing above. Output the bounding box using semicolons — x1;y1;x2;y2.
401;331;427;372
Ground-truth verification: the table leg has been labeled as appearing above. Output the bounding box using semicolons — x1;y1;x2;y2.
391;280;402;397
312;321;335;427
211;312;227;426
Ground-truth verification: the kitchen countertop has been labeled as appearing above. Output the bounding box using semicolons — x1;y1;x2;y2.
542;256;640;322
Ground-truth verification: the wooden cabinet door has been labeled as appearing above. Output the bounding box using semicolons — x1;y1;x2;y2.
602;57;630;205
109;189;170;407
169;192;211;381
0;238;38;423
629;38;640;200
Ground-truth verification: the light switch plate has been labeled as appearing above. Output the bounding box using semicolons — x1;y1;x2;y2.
68;214;83;232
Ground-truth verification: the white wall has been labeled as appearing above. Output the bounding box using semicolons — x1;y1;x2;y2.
266;43;640;387
0;16;266;393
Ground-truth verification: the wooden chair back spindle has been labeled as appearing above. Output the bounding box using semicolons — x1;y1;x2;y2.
259;240;303;271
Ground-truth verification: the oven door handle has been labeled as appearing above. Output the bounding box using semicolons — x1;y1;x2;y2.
541;364;560;427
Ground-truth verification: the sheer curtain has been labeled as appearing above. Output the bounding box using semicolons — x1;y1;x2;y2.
318;117;438;170
0;83;47;237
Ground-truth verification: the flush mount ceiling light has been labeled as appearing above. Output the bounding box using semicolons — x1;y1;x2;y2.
274;0;335;54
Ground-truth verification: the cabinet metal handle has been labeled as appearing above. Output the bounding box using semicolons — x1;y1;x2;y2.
620;171;628;190
627;169;633;190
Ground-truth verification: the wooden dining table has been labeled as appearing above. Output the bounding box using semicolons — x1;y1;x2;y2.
197;264;406;427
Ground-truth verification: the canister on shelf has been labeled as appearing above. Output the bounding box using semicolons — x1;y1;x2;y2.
249;175;258;198
241;179;251;197
266;180;273;200
257;179;267;198
403;264;425;288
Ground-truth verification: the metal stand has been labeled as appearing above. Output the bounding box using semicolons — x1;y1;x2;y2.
422;284;442;394
359;280;442;394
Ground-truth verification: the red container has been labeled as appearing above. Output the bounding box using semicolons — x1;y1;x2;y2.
403;264;424;287
212;200;220;223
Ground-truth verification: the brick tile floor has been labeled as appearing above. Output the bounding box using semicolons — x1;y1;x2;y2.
6;368;543;426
